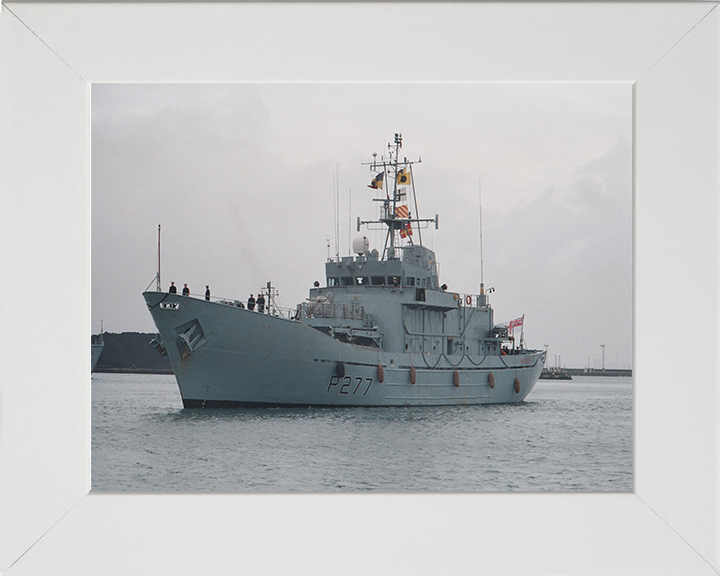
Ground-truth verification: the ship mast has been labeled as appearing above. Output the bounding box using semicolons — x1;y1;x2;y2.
359;133;437;260
388;133;401;257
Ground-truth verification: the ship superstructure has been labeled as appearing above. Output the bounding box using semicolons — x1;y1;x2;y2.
143;134;545;407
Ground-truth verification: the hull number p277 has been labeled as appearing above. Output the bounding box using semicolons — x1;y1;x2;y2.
327;375;373;396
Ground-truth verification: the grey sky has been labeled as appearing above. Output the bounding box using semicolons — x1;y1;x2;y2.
92;83;631;369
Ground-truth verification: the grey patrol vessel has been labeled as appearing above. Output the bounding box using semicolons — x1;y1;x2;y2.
143;134;545;408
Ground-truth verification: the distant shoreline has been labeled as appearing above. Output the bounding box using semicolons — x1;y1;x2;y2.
563;368;631;377
541;368;632;378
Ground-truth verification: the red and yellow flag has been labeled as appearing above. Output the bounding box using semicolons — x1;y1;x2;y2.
399;223;413;238
394;204;409;219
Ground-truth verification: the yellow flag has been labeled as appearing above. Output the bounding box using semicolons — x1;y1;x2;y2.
396;168;412;186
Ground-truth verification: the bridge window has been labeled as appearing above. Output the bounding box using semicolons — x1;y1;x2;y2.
327;277;339;287
406;277;415;287
371;276;385;286
340;277;353;286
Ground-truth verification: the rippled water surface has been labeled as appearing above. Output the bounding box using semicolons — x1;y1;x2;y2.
92;373;632;491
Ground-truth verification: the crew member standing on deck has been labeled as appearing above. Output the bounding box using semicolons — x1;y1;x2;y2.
168;282;177;294
248;294;256;310
182;284;190;296
257;293;265;313
205;286;211;301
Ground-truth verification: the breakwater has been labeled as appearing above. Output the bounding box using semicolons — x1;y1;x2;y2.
92;332;172;374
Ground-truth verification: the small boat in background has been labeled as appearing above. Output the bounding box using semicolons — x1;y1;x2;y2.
540;354;572;380
539;368;572;380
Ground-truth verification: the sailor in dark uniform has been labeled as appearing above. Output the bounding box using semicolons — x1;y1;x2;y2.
256;294;265;313
247;294;256;311
168;282;177;294
182;284;190;296
205;286;211;301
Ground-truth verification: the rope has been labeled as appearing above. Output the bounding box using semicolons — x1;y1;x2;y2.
466;354;489;367
442;352;464;367
421;353;443;369
147;292;170;310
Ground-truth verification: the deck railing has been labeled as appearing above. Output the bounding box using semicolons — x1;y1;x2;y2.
212;297;295;319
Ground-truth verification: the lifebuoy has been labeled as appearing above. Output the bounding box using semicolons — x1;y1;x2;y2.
453;369;460;387
514;377;520;394
465;295;472;305
410;366;417;385
377;363;384;383
488;372;495;389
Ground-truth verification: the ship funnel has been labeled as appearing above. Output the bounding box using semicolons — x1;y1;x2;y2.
353;235;370;256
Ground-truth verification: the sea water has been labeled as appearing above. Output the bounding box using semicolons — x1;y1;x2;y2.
91;373;632;492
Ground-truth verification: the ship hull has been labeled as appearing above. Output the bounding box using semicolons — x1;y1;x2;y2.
144;291;544;407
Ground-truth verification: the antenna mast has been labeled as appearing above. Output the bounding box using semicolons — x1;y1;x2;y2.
359;133;436;261
334;165;340;260
477;179;493;307
157;224;161;292
479;179;484;286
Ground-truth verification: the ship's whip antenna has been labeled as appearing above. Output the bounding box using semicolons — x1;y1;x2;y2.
157;224;161;292
335;165;340;260
479;179;484;287
409;162;422;247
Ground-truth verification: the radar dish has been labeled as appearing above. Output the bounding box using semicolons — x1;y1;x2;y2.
352;235;370;256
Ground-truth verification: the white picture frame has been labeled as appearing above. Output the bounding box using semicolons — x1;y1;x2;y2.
0;3;718;574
